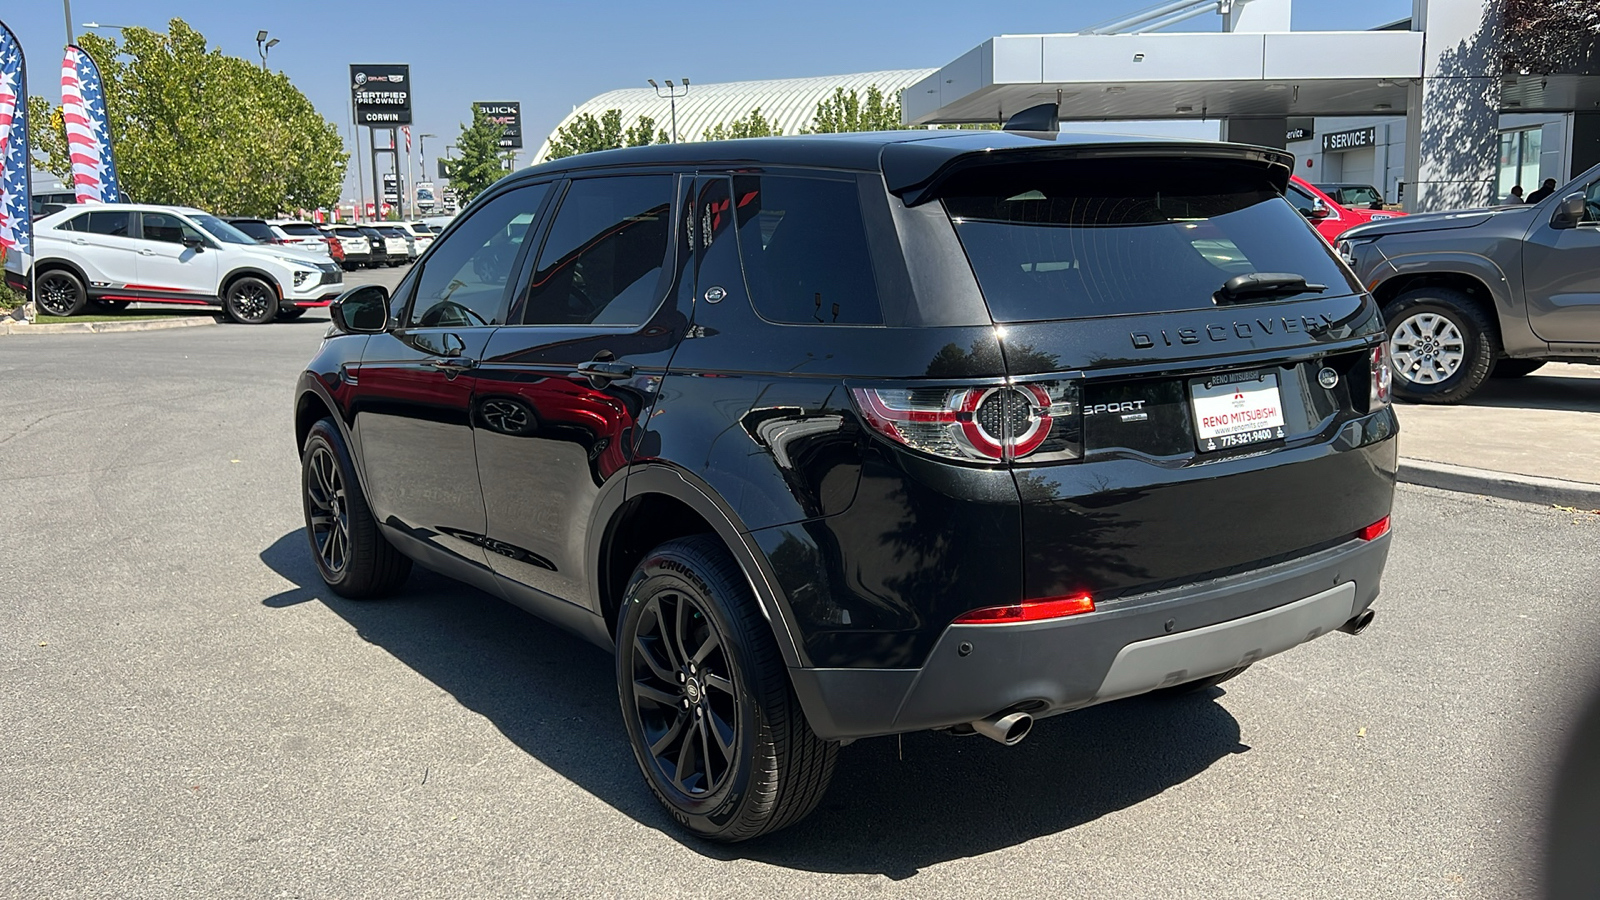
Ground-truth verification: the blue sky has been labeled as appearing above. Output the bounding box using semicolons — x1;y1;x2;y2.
7;0;1411;201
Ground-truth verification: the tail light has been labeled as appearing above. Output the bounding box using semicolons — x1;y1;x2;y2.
1370;343;1391;410
1358;515;1391;541
955;594;1095;624
850;381;1081;464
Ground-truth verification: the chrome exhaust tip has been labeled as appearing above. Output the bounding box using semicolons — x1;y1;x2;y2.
1339;608;1376;636
971;710;1033;746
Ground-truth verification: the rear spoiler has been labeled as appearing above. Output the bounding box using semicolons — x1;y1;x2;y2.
881;133;1295;207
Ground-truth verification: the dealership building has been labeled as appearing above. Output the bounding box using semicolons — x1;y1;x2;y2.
544;0;1597;212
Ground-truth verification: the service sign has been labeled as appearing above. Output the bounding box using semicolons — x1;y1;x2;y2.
475;101;522;149
352;64;412;125
1322;127;1376;152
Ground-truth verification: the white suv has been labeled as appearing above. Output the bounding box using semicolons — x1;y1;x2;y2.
23;204;343;323
393;221;435;255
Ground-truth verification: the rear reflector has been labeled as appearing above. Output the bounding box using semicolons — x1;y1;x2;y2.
954;594;1095;624
1358;516;1391;541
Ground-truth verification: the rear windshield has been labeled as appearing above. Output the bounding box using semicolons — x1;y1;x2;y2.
230;220;274;241
279;222;321;236
940;158;1351;322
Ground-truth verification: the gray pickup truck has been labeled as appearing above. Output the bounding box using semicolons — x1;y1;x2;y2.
1340;163;1600;403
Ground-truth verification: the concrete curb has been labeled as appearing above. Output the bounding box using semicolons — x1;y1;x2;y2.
0;316;219;336
1399;458;1600;509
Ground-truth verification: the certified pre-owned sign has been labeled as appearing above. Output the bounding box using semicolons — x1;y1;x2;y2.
474;101;523;149
352;64;412;126
1322;127;1376;152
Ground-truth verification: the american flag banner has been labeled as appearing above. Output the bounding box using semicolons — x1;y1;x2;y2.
62;45;122;204
403;125;411;154
0;19;32;270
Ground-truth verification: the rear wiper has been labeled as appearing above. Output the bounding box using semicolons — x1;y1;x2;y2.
1214;272;1327;304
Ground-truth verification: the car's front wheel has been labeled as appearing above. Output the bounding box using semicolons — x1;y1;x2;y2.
617;535;836;842
223;276;279;325
1384;288;1497;404
35;269;87;317
300;418;412;598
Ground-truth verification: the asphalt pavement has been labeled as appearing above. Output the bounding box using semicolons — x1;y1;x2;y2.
1;318;1597;898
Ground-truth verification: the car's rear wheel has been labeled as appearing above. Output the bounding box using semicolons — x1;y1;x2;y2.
224;276;279;325
35;269;87;317
617;535;836;842
1492;359;1546;379
1384;288;1497;404
300;418;412;598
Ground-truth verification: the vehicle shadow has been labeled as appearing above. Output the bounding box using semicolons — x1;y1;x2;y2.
261;530;1245;878
1450;372;1600;414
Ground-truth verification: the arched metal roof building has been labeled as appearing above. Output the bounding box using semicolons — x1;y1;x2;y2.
532;68;936;164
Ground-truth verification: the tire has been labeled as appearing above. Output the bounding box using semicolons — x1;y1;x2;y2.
276;308;309;321
1492;359;1546;379
223;276;279;325
617;535;836;842
1383;287;1498;404
35;268;87;317
1151;664;1252;698
300;418;411;599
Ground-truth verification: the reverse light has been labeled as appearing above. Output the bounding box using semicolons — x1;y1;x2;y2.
1358;516;1391;541
1370;343;1392;410
850;381;1081;465
955;594;1096;624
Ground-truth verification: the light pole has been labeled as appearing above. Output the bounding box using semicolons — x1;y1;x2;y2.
647;78;690;143
255;30;278;69
81;22;137;33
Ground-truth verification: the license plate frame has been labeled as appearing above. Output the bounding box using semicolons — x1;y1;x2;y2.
1190;370;1287;453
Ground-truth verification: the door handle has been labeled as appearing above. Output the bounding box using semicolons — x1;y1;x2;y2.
428;356;479;373
72;238;88;246
572;360;634;387
138;249;155;256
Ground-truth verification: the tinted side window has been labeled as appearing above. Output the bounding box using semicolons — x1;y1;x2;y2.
524;175;673;326
231;221;274;241
409;183;549;328
1583;179;1600;223
140;212;202;244
731;175;882;325
86;211;132;236
59;213;87;232
1285;184;1319;216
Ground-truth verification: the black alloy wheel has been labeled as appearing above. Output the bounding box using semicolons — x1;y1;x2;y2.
617;535;836;842
300;418;411;598
224;276;278;325
35;269;87;317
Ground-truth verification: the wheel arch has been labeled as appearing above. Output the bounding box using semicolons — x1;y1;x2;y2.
34;256;89;285
294;373;372;500
1366;250;1540;355
221;267;284;301
1372;269;1505;354
591;464;809;670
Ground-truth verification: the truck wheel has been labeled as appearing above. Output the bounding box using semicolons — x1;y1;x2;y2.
616;535;836;842
1384;288;1497;404
1492;359;1546;379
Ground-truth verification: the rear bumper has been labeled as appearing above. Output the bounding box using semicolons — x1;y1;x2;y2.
789;532;1389;741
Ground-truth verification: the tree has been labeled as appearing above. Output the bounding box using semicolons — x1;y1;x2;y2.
1505;0;1600;74
546;109;667;160
446;106;510;206
802;85;909;134
702;107;781;141
27;19;346;215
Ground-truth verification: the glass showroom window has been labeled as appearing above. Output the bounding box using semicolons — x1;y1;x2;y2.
1498;129;1542;201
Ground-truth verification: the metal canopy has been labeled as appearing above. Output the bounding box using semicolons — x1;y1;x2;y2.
903;31;1425;124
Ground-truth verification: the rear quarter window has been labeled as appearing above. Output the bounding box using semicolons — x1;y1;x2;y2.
732;174;883;326
939;158;1351;323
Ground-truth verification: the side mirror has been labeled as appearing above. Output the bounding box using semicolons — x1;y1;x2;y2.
1308;201;1332;221
1552;192;1588;229
183;237;207;252
330;284;392;334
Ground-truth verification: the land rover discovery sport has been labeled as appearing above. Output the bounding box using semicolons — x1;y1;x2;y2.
294;130;1397;842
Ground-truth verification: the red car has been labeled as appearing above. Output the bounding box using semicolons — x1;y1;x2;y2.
1288;175;1403;243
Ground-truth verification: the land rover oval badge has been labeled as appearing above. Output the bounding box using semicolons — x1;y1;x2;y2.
704;286;727;303
1317;367;1339;389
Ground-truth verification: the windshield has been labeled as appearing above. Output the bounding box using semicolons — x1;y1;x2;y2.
191;214;257;244
1336;186;1383;206
279;223;321;236
940;158;1352;322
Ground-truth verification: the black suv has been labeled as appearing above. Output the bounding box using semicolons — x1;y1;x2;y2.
295;131;1397;841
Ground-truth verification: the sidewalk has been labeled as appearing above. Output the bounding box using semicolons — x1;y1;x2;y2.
1395;362;1600;508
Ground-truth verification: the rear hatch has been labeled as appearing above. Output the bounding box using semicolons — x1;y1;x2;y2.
921;147;1395;604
